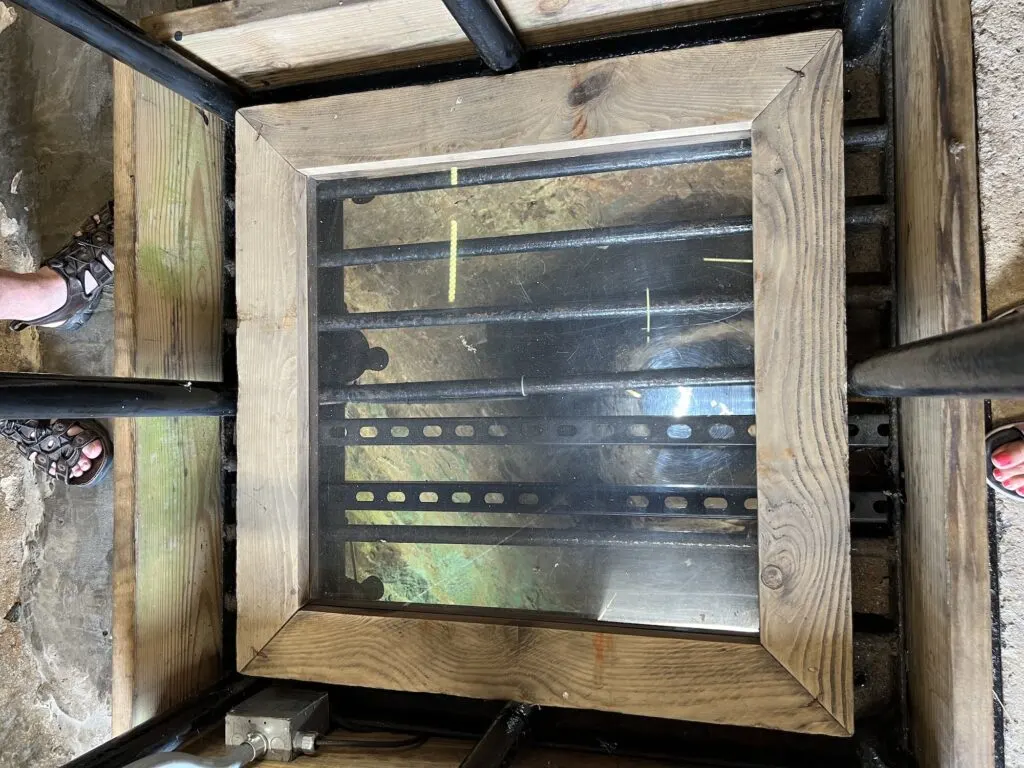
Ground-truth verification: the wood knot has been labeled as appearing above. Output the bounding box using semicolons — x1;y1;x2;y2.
568;69;613;108
760;564;785;590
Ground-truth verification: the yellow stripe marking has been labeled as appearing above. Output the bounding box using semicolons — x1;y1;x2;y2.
450;167;458;186
448;218;458;303
645;287;651;343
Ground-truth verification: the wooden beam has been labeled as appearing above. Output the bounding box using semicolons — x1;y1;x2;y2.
893;0;994;763
112;64;225;733
246;608;847;735
751;32;852;732
238;31;831;178
234;116;311;670
141;0;810;89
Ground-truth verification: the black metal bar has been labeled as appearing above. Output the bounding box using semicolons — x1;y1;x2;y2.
321;206;889;268
318;126;885;202
460;702;534;768
322;413;890;447
327;525;754;549
322;367;752;404
323;217;751;268
321;296;751;331
324;482;891;524
9;0;246;122
329;481;758;518
440;0;523;72
0;373;236;418
849;312;1024;398
843;0;894;59
321;285;891;331
63;675;262;768
318;140;752;202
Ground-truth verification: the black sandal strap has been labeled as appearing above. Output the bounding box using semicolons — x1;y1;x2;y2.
10;202;114;333
0;419;111;486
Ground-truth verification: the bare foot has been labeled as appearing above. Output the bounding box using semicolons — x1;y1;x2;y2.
991;439;1024;497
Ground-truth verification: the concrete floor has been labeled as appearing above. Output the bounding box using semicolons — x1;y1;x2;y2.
973;0;1024;763
0;2;1019;765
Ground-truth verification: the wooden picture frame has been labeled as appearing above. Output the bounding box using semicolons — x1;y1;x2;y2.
234;30;851;736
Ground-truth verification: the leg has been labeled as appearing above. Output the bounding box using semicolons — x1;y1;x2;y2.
0;267;68;322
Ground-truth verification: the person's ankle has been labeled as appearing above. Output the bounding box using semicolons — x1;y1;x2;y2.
14;268;67;322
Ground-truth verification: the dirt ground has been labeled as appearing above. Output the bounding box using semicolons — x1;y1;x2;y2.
973;0;1024;762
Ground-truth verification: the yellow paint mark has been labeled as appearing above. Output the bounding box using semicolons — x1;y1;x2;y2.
625;389;642;399
448;218;458;303
645;287;651;343
703;258;754;264
450;167;458;186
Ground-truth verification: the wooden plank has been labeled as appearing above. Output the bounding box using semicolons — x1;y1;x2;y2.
246;609;847;735
111;61;138;737
238;30;833;178
112;66;225;733
750;32;852;732
234;117;311;670
893;0;993;762
144;0;472;89
142;0;808;90
503;0;807;46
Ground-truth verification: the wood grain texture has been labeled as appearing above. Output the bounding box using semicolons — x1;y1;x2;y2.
142;0;807;89
111;61;138;736
894;0;993;763
247;609;848;735
234;116;310;669
112;67;225;733
239;30;834;177
146;0;471;89
503;0;807;46
751;31;852;733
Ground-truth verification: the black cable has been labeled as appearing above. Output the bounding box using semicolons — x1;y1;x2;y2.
316;734;429;750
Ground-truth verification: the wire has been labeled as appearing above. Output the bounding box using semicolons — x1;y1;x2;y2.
316;734;429;750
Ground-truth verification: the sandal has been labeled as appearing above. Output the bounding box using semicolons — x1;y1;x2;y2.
10;202;114;333
0;419;112;486
988;422;1024;501
985;302;1024;501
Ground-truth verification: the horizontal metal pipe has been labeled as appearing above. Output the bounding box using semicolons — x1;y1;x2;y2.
321;206;889;268
321;367;752;404
849;311;1024;398
9;0;245;121
321;284;892;332
0;374;235;418
323;217;751;268
318;140;752;202
317;125;887;202
320;296;752;331
327;525;755;549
